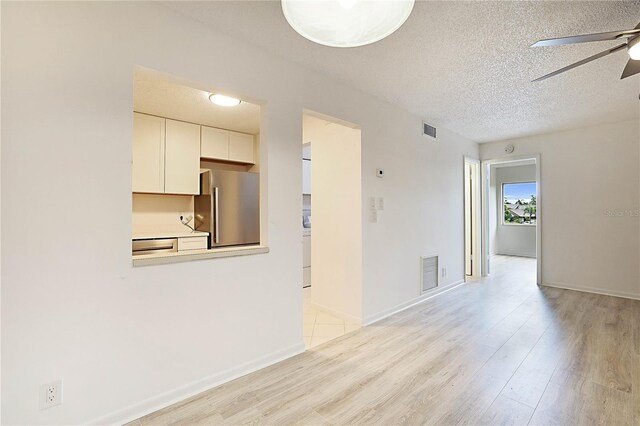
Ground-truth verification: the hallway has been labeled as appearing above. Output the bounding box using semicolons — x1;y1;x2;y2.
131;255;639;425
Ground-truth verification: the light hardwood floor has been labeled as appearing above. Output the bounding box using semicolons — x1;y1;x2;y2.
129;255;640;425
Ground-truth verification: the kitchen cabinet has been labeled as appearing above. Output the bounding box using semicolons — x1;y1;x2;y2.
201;126;255;164
132;113;165;193
177;236;208;251
229;132;254;164
303;266;311;288
302;234;311;288
201;126;229;160
164;119;200;195
302;235;311;267
133;114;200;195
302;160;311;195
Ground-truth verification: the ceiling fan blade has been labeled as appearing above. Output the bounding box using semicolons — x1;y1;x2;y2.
531;28;640;47
621;58;640;79
532;43;627;82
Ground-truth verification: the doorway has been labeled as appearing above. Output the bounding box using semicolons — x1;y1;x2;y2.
481;155;541;285
301;111;363;349
464;158;481;279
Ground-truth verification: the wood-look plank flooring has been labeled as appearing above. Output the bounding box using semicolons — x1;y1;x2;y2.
129;256;640;425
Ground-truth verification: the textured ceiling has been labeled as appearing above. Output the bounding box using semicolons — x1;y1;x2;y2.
164;1;640;142
134;68;261;134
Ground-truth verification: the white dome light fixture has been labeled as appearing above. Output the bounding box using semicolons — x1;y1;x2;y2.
209;94;241;107
281;0;415;48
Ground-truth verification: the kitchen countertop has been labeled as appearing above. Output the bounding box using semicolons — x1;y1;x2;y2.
132;230;209;240
132;244;269;266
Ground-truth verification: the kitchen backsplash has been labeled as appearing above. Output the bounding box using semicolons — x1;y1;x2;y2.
132;193;194;234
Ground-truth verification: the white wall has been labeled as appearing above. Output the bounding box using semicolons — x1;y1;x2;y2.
1;2;478;424
361;121;478;323
307;116;362;321
480;119;640;299
493;165;537;258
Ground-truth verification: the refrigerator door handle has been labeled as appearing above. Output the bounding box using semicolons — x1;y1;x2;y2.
214;187;220;244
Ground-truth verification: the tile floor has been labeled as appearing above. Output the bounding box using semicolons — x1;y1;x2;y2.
303;287;360;349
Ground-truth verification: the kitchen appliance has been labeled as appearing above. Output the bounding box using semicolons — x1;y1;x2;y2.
132;238;178;256
194;169;260;248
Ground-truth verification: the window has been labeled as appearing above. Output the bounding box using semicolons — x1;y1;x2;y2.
503;182;536;225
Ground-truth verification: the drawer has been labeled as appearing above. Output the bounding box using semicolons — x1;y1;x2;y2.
178;236;208;251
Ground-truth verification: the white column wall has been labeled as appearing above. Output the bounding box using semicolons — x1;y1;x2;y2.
1;2;479;424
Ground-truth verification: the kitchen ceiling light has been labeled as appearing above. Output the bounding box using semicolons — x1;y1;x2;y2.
281;0;415;48
628;37;640;60
209;94;241;107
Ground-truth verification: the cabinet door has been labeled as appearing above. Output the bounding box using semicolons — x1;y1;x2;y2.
303;267;311;287
228;132;254;164
177;236;208;251
302;160;311;195
302;235;311;267
201;126;229;160
165;119;200;195
132;113;165;193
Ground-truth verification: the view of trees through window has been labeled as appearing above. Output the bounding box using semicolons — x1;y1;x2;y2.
503;182;536;225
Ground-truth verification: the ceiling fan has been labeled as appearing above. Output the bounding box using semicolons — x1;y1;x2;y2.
531;22;640;82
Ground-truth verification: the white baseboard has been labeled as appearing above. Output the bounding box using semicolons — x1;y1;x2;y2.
542;281;640;301
311;302;362;325
89;342;305;425
363;280;465;326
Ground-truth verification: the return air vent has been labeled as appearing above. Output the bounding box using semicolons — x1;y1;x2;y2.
423;122;436;139
420;255;439;293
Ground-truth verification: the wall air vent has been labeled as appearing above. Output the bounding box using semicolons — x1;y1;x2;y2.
420;255;439;293
423;122;436;139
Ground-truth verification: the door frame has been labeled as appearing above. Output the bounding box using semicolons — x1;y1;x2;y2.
463;157;481;279
480;154;542;285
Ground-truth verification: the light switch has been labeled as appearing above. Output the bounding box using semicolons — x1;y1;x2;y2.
370;209;378;223
377;197;384;210
369;197;377;210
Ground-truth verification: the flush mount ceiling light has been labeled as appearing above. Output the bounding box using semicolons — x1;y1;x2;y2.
209;94;241;107
281;0;415;48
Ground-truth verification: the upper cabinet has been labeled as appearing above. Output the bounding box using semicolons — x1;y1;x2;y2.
164;119;200;195
302;160;311;195
132;113;165;193
302;142;311;195
229;132;254;164
133;113;256;195
201;126;229;160
201;125;255;164
132;113;200;195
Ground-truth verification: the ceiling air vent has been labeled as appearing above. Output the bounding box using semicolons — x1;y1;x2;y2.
420;255;439;293
423;122;436;139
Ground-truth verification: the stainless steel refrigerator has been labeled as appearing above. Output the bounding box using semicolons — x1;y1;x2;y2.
194;170;260;248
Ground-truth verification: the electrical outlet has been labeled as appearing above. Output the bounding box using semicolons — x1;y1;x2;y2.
369;197;377;210
40;380;62;410
377;197;384;211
